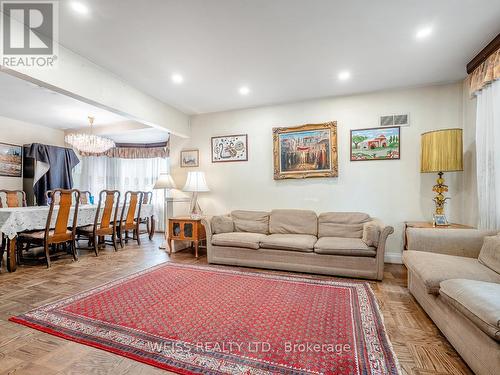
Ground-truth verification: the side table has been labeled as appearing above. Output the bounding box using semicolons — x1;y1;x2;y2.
167;217;206;259
404;221;475;250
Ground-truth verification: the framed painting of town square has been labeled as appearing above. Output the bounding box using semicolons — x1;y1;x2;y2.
0;143;22;177
273;122;338;180
350;126;400;161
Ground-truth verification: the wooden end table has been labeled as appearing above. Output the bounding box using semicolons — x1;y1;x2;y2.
404;221;475;250
167;217;206;259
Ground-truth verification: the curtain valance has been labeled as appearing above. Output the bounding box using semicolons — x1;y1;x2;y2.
469;48;500;95
80;141;169;159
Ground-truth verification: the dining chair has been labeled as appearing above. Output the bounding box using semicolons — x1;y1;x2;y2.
138;191;154;240
0;190;27;208
78;190;92;205
45;190;61;205
76;190;120;255
0;190;27;269
117;191;143;248
17;189;80;268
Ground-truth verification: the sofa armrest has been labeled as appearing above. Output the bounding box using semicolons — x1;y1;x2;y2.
201;216;213;257
369;219;394;280
406;228;497;258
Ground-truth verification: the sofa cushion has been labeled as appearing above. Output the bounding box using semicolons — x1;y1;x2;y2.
269;209;317;235
211;215;234;234
314;237;376;257
231;210;269;234
318;212;371;238
362;222;380;247
440;279;500;342
403;250;500;295
260;234;316;252
212;232;266;250
478;235;500;274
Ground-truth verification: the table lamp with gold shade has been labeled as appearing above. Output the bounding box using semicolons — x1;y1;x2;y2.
420;128;463;226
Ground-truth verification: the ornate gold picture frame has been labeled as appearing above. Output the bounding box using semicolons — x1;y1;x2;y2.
273;121;338;180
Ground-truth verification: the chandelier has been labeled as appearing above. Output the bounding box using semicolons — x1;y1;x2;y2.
65;116;116;154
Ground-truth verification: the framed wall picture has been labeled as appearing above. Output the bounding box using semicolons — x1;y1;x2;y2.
273;121;338;180
211;134;248;162
350;126;400;161
0;142;22;177
180;149;199;168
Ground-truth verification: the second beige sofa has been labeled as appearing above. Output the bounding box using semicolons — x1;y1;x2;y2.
203;209;394;280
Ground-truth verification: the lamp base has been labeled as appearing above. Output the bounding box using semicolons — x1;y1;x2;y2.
189;192;203;219
432;171;450;217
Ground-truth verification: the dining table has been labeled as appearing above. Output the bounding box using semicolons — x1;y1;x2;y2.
0;204;154;272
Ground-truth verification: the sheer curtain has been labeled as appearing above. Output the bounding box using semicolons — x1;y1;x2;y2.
475;79;500;229
73;156;168;230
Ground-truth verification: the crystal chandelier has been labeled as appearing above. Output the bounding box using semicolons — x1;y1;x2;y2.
65;116;115;154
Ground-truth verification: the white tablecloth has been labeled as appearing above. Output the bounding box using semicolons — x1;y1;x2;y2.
0;204;154;239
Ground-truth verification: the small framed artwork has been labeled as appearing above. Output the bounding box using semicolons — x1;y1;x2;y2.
433;214;449;227
350;126;400;161
180;149;199;168
0;142;22;177
211;134;248;163
273;121;338;179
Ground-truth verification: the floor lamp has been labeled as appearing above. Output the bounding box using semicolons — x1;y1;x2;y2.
153;173;176;249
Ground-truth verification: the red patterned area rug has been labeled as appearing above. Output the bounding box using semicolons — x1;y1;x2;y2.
10;263;400;375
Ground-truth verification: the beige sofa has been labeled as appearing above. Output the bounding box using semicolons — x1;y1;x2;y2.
403;228;500;375
202;209;394;280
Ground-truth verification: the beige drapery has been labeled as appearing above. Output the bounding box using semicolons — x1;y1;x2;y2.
469;48;500;95
80;140;169;159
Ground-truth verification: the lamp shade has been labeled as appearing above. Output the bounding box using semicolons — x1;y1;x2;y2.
153;173;176;190
183;171;210;192
421;128;463;173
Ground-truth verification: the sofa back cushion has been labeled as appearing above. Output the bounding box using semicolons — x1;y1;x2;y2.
318;212;371;238
211;215;234;234
231;210;270;234
479;235;500;274
269;209;318;235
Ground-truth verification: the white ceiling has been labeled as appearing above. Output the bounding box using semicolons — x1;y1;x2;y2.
0;71;128;129
57;0;500;114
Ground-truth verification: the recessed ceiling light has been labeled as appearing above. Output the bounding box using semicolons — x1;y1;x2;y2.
416;26;433;40
171;73;184;84
70;2;89;15
239;86;250;96
338;71;351;81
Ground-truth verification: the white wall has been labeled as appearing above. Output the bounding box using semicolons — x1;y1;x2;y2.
0;116;65;190
172;82;466;262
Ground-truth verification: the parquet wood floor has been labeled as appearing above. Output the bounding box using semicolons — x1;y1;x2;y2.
0;236;472;375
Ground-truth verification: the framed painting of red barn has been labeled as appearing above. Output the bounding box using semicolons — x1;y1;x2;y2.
273;121;338;179
350;126;400;161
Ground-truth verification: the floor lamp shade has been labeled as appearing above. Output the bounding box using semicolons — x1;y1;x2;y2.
421;129;463;173
153;173;177;190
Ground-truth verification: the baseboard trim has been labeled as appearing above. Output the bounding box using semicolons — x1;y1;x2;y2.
384;253;403;264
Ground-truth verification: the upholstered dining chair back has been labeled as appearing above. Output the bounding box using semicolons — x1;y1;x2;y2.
45;190;61;205
46;189;80;241
121;191;143;226
142;191;153;204
0;190;27;208
96;190;120;230
78;190;92;205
